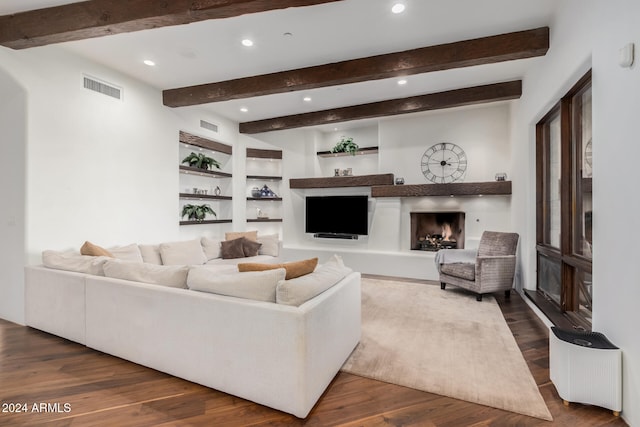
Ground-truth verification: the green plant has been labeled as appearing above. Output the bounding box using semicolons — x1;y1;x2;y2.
181;152;221;170
330;136;359;155
181;204;216;221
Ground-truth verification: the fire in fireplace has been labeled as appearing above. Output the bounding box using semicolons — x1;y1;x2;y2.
410;212;465;251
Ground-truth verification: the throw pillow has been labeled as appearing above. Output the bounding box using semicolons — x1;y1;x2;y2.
238;257;318;280
257;233;279;257
138;244;163;265
201;237;223;260
225;230;258;242
108;243;144;262
80;241;113;257
187;267;286;302
242;238;262;257
159;239;207;265
220;237;247;259
103;259;189;288
276;260;353;306
42;250;109;276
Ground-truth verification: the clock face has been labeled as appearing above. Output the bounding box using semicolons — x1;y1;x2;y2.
421;143;467;183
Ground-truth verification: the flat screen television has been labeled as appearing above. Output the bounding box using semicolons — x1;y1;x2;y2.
305;195;369;237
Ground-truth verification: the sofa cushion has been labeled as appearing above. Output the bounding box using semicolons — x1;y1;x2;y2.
238;257;318;280
80;241;114;257
42;250;109;275
276;255;351;306
108;243;144;262
257;234;280;257
201;237;223;260
440;262;475;281
187;267;286;302
139;244;162;265
103;259;189;288
205;254;275;266
159;239;207;265
225;230;258;242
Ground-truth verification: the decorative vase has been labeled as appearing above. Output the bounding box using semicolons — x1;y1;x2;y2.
251;187;261;198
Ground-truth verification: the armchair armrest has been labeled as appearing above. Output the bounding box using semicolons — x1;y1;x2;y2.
475;255;517;292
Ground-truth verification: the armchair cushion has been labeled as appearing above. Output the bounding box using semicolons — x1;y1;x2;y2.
440;263;475;281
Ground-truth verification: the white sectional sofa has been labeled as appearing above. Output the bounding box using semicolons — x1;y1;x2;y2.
24;235;361;418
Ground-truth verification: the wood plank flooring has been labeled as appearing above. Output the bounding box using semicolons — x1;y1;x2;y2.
0;278;628;426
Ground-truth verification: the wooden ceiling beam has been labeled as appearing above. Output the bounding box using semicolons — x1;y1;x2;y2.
164;27;547;107
0;0;342;49
238;80;522;134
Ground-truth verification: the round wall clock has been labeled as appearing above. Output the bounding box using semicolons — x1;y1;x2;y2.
420;142;467;184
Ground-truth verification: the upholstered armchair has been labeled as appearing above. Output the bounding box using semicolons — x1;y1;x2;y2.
436;231;519;301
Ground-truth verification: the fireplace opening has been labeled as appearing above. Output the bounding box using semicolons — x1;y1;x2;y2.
410;212;465;251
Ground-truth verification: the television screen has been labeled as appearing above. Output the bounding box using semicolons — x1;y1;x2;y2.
305;195;369;236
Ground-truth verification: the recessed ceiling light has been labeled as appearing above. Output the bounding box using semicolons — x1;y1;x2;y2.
303;96;312;102
143;59;156;66
391;3;406;14
241;39;254;47
240;107;249;113
398;79;408;85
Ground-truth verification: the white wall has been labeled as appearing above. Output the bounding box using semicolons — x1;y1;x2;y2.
0;45;240;324
254;104;513;280
0;66;27;324
512;1;640;424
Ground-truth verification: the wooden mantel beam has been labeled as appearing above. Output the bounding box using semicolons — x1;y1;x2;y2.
0;0;343;49
238;81;522;134
164;27;548;107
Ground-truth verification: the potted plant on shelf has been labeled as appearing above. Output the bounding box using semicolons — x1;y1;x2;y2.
181;204;216;222
330;136;359;155
181;152;221;170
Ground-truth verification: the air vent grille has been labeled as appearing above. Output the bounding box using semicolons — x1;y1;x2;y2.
83;75;122;100
200;120;219;133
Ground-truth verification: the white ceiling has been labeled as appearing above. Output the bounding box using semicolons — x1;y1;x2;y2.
1;0;558;131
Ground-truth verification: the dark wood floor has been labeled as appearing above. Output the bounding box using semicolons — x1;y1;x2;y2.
0;279;628;426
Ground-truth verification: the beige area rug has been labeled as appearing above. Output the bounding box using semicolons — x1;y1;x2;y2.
341;278;553;421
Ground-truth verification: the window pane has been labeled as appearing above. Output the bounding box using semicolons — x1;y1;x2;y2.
576;269;593;323
547;116;561;248
574;85;593;259
538;255;561;305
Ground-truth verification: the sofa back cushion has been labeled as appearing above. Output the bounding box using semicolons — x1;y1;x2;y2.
103;259;189;288
257;234;280;257
42;250;109;275
159;239;207;265
201;237;223;260
187;268;286;302
108;243;144;262
139;244;163;265
276;255;351;306
237;257;318;280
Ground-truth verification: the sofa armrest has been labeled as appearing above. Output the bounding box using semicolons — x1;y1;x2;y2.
475;256;517;291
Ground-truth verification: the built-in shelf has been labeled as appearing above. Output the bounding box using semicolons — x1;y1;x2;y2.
290;173;394;189
179;193;232;201
179;165;232;178
316;146;379;158
179;219;233;226
247;218;283;223
180;131;233;155
247;175;282;181
247;197;283;201
371;181;512;197
246;148;282;159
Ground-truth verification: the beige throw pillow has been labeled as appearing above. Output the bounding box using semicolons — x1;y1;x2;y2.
103;259;189;288
201;237;223;260
187;267;286;302
80;241;113;257
276;255;351;306
238;257;318;280
42;250;109;276
225;230;258;241
139;244;163;265
108;243;144;262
